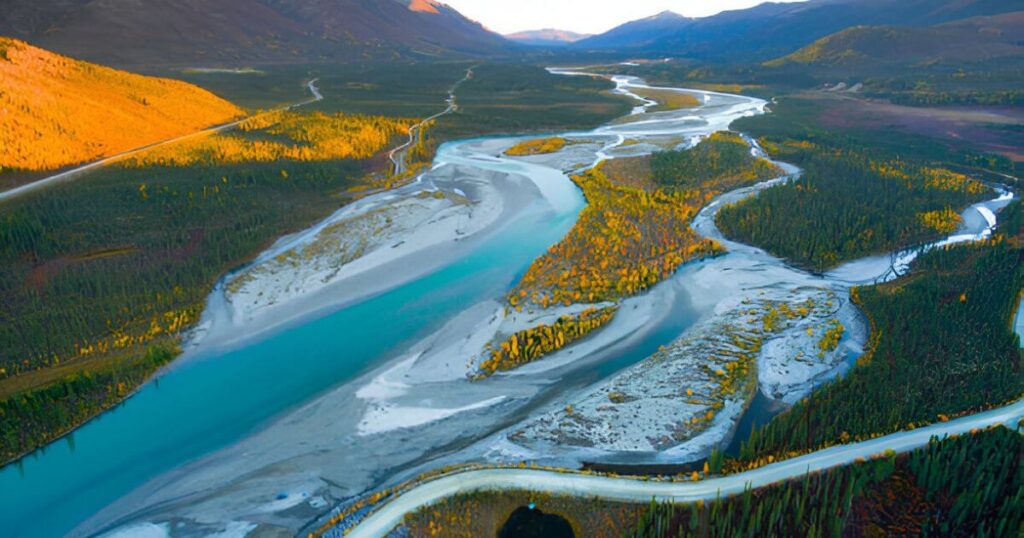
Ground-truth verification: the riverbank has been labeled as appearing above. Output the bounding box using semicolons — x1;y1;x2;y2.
186;161;530;354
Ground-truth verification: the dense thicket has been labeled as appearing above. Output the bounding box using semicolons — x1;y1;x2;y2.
478;307;618;377
651;132;780;192
125;111;411;167
716;145;988;270
732;240;1022;466
632;426;1023;537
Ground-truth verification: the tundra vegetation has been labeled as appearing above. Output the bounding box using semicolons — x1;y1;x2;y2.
602;55;1023;180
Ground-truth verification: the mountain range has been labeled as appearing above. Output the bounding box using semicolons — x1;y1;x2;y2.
3;0;1022;69
0;0;509;67
766;11;1024;69
506;29;591;47
574;0;1024;62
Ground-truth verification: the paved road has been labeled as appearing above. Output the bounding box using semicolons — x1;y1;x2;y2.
0;79;323;204
346;397;1024;537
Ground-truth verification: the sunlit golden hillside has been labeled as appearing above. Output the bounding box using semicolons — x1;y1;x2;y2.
0;37;243;173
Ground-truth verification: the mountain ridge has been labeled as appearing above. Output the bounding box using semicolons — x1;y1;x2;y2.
575;10;693;51
574;0;1024;62
765;11;1024;68
506;29;591;47
0;0;510;67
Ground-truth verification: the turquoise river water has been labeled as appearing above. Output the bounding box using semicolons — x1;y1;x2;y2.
0;165;582;537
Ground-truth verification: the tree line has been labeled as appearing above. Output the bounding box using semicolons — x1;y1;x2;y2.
716;143;989;270
632;426;1022;537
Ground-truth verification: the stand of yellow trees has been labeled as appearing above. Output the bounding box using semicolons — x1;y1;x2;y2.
506;137;568;156
510;166;722;310
126;110;412;167
478;307;618;377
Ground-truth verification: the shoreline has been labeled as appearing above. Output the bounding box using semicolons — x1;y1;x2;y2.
183;162;540;357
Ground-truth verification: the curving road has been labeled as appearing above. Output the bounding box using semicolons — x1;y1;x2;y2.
0;79;323;204
346;397;1024;537
388;67;474;176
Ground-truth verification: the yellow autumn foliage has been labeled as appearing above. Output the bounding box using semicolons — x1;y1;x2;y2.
506;137;568;156
870;162;987;194
510;166;722;308
478;307;617;376
817;319;845;357
919;207;963;233
125;110;412;167
631;87;702;110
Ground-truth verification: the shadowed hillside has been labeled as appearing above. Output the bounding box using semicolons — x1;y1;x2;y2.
574;0;1023;62
0;0;510;67
0;37;243;174
767;12;1024;68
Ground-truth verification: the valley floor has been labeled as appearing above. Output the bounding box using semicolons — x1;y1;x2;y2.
3;67;1019;538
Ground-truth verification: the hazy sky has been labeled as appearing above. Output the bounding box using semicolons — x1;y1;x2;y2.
443;0;808;35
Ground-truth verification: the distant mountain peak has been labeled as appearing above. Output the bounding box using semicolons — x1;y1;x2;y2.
407;0;441;14
573;0;1024;61
505;28;591;46
650;10;686;20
